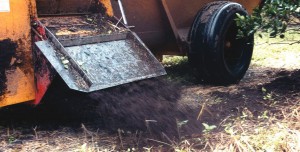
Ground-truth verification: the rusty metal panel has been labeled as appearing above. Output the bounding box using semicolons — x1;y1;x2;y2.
32;43;57;105
36;0;92;14
114;0;262;54
0;68;36;107
35;41;84;91
35;31;166;92
0;0;36;107
111;0;175;51
36;0;110;15
59;33;128;47
162;0;262;29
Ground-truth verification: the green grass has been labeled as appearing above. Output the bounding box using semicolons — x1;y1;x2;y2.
253;30;300;69
162;56;200;84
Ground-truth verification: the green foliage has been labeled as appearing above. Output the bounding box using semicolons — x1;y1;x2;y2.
236;0;300;38
202;123;217;133
258;111;269;119
8;135;17;144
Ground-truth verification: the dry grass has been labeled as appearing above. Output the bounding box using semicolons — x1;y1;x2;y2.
0;125;119;152
186;29;300;152
0;29;299;152
161;29;300;152
199;103;300;152
253;29;300;69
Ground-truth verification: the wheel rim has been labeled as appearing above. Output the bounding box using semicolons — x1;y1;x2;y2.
223;20;248;75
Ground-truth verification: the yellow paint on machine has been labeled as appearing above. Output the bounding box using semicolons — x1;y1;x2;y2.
100;0;114;17
0;0;37;107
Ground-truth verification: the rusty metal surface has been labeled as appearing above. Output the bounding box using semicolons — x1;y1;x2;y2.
0;0;36;107
32;44;57;105
110;0;175;52
35;41;84;91
36;0;262;56
66;34;166;91
162;0;262;29
36;0;104;15
0;68;35;107
59;33;128;47
44;27;93;87
36;0;113;16
35;29;166;92
35;14;166;92
112;0;262;54
39;15;127;39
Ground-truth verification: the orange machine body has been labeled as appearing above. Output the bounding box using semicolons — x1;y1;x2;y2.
0;0;36;107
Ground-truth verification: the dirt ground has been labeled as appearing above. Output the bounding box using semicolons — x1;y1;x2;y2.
0;34;300;151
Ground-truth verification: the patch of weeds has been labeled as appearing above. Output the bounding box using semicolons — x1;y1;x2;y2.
163;56;188;67
224;123;235;135
246;125;296;151
241;107;254;119
8;135;16;144
258;111;269;119
201;102;300;151
162;56;198;84
202;123;217;133
263;93;273;100
261;87;282;106
261;87;274;101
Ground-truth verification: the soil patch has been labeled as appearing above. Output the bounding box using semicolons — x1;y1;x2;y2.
265;70;300;96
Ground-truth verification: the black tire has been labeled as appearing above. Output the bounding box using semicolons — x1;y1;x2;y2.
188;1;254;85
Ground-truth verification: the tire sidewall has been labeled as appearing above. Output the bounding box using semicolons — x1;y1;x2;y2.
207;4;253;81
189;2;254;84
